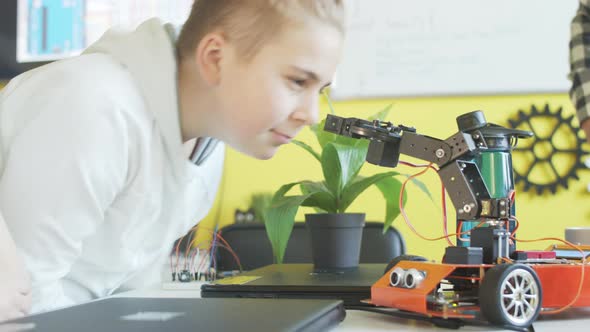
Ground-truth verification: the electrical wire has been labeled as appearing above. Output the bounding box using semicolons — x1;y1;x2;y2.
389;158;586;319
398;161;452;246
183;228;198;270
195;226;244;274
172;233;187;274
209;228;243;271
397;161;464;245
172;152;230;280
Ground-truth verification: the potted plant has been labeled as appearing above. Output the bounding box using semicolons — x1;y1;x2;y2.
264;97;428;271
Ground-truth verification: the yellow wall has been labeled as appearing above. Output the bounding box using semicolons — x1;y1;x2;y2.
198;93;590;260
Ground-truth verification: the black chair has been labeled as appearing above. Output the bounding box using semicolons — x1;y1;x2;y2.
214;222;405;271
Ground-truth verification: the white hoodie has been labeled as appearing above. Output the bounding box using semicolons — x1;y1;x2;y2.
0;19;224;313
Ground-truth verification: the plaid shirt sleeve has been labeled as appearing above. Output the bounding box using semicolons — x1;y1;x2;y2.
570;0;590;124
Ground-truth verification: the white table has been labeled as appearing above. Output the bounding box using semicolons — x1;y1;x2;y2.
116;284;590;332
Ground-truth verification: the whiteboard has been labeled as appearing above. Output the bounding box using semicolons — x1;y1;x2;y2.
331;0;579;100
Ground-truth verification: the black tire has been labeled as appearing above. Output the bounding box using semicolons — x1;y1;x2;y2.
479;264;542;328
384;254;427;275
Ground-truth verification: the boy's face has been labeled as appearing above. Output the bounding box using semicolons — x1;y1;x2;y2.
213;20;344;159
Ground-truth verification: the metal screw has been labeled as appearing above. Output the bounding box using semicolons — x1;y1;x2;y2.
463;204;472;213
500;200;506;206
473;134;480;139
435;149;445;158
500;210;506;216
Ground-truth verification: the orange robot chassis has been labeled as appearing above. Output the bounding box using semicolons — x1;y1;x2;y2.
370;252;590;329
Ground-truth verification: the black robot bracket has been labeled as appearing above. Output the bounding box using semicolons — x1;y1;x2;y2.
324;111;533;221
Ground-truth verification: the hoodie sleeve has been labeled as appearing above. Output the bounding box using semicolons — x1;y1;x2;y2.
0;211;32;320
0;81;129;312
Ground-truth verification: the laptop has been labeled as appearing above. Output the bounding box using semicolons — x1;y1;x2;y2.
201;263;385;307
1;297;345;332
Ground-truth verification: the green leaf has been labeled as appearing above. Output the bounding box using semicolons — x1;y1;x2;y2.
320;143;343;198
340;171;401;212
333;143;368;188
265;183;327;263
321;142;369;200
309;91;338;148
374;176;407;233
292;140;321;163
311;120;368;150
272;182;300;200
264;195;310;264
311;118;337;149
367;104;393;121
322;90;336;115
405;175;433;202
311;102;392;150
300;181;337;213
335;135;369;149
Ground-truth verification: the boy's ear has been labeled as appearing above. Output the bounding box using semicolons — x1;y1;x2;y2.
195;32;226;86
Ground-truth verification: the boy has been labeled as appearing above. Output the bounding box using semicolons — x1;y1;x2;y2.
0;0;345;313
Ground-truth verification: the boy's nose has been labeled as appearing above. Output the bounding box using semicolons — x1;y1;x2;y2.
291;96;320;126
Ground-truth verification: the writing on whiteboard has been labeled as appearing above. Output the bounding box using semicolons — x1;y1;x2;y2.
332;0;578;100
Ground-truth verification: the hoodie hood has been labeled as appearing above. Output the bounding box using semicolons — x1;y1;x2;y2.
83;18;187;179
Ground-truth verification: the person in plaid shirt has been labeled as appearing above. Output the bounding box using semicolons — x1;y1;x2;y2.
570;0;590;142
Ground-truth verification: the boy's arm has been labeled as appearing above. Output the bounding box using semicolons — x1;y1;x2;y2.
0;212;31;321
0;96;128;312
570;0;590;142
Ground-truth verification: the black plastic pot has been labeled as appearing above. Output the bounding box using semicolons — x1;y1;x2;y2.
305;213;365;272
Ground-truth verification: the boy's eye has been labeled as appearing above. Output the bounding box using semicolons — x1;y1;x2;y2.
294;79;306;86
288;77;308;88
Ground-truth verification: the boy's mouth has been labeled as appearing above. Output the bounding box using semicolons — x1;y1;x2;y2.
270;130;293;144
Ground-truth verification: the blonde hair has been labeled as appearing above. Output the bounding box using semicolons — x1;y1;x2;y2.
176;0;346;62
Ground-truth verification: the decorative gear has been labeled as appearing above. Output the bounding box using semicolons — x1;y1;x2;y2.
507;104;588;195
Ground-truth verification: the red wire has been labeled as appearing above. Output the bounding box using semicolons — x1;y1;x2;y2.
196;247;213;277
511;218;520;236
173;234;186;273
212;232;243;271
199;227;244;272
456;221;469;242
398;161;453;245
397;162;585;314
440;178;451;246
184;228;197;269
169;254;174;274
188;243;208;273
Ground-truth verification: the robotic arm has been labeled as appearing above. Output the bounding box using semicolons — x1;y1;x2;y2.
324;111;532;222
